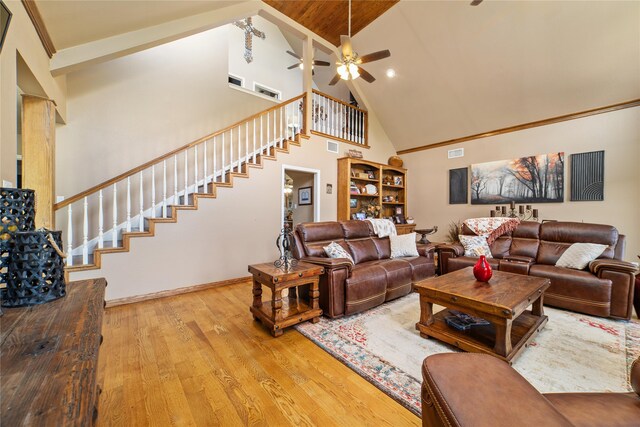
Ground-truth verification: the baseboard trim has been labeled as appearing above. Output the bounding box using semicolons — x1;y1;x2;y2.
105;276;252;308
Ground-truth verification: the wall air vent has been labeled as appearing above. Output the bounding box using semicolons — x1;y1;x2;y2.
448;148;464;159
327;140;339;154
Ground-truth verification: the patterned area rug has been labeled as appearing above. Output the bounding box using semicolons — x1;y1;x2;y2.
295;293;640;416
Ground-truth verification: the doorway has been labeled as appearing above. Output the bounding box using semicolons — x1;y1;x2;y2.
282;165;320;229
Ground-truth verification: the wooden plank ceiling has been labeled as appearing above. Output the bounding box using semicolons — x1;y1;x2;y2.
263;0;399;46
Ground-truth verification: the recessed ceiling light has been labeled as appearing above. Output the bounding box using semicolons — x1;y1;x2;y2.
386;69;396;78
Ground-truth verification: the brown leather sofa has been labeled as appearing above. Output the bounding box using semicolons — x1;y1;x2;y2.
291;220;435;318
421;353;640;427
437;221;638;320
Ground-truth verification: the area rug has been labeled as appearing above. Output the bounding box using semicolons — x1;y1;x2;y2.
295;293;640;416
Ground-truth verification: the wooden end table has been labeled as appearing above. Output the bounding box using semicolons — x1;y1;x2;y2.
414;267;550;363
248;262;324;337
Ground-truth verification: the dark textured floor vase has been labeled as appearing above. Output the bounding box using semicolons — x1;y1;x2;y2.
3;230;66;307
0;188;36;287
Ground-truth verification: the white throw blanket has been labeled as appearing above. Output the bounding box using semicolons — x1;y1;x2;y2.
366;218;397;238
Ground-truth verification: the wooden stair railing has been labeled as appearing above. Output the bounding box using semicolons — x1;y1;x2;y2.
54;94;306;269
310;89;368;148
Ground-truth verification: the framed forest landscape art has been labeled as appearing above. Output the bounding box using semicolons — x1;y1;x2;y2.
470;152;564;204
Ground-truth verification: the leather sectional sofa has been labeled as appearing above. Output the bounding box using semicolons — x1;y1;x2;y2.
291;220;436;318
437;221;638;320
421;353;640;427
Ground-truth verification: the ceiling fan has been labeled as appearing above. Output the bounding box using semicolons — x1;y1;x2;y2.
286;50;330;75
329;0;391;85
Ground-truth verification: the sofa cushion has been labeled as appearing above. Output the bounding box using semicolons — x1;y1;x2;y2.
390;232;419;258
347;239;379;264
538;222;618;264
345;264;387;315
489;236;512;259
403;256;436;282
448;256;500;273
544;393;640;427
529;264;612;317
296;221;346;257
459;235;493;258
555;243;607;270
372;237;391;259
368;259;413;300
323;241;355;264
341;220;372;239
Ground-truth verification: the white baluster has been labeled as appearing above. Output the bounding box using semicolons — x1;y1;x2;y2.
245;122;249;166
173;155;178;206
151;165;156;218
67;205;73;266
213;136;217;183
324;96;328;134
98;190;104;249
194;145;198;194
183;150;188;205
230;127;234;173
280;106;284;145
349;106;353;142
126;177;132;232
139;172;144;231
253;118;256;163
162;160;167;217
203;140;208;192
267;111;270;148
237;126;242;172
260;115;264;155
82;197;88;264
112;184;118;248
274;108;278;148
221;133;225;181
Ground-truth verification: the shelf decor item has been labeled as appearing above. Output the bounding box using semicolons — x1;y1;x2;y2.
473;255;493;282
3;229;67;307
0;188;36;288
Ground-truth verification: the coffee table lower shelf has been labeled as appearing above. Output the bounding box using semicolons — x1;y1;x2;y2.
416;309;548;363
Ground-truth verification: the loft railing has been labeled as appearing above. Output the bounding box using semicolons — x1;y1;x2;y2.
310;89;368;147
54;94;306;266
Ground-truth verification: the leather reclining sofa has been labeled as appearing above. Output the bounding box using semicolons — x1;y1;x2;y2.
421;353;640;427
291;220;435;318
437;221;637;320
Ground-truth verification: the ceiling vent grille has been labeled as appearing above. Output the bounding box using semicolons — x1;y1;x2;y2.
448;148;464;159
327;140;339;154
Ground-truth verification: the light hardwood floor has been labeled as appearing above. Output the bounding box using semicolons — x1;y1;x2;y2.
97;281;421;426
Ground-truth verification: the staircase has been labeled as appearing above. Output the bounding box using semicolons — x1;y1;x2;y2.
55;90;368;273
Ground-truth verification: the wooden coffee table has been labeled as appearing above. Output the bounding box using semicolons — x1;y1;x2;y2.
414;267;550;363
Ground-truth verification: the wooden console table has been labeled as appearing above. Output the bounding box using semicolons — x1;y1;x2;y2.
249;262;323;337
1;278;107;426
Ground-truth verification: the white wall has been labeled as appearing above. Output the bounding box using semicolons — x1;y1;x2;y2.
228;15;302;100
402;106;640;262
55;25;276;199
0;0;66;186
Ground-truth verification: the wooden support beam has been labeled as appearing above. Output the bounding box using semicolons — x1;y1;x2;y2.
21;95;55;228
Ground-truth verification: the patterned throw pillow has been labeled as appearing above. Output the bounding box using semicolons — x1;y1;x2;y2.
556;243;607;270
323;241;355;264
459;235;493;258
390;232;419;258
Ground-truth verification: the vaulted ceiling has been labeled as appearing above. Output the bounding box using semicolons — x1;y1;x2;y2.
32;0;640;152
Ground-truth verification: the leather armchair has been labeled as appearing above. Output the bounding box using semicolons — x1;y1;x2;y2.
422;353;640;427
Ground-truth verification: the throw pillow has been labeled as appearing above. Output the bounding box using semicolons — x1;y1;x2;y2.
323;241;355;264
390;232;419;258
459;235;493;258
555;243;607;270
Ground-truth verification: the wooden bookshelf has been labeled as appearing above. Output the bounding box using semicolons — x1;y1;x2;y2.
337;157;409;224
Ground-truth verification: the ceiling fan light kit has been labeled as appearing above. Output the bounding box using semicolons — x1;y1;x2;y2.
331;0;391;85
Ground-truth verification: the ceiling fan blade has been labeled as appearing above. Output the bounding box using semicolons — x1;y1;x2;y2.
470;0;483;5
357;66;376;83
286;50;302;60
357;49;391;64
287;63;300;70
313;60;331;66
340;35;353;58
329;73;341;86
